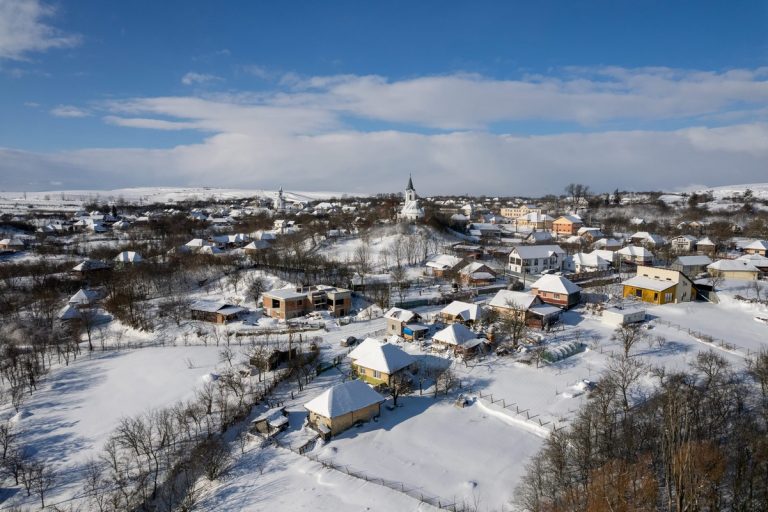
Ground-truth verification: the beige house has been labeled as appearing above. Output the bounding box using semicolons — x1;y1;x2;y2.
500;204;541;220
304;380;386;438
347;338;415;386
0;239;25;252
707;259;761;281
263;286;352;319
622;266;695;304
515;212;554;230
744;240;768;257
190;300;246;323
439;300;482;325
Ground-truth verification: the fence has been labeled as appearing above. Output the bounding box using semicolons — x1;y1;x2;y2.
653;318;752;358
474;389;565;434
271;437;468;511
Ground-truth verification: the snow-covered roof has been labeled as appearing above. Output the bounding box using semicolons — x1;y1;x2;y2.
304;380;385;419
69;288;99;305
489;290;539;310
697;237;716;246
675;255;712;266
510;244;565;259
593;238;622;248
347;338;415;374
72;260;110;272
555;215;582;224
58;304;80;321
617;245;653;257
707;259;760;272
671;235;698;242
383;307;418;324
737;254;768;266
745;240;768;251
426;254;463;270
264;287;306;300
190;300;246;315
440;301;481;322
185;238;211;247
114;251;142;263
530;275;581;295
568;252;609;268
0;238;24;246
622;275;677;292
432;323;483;346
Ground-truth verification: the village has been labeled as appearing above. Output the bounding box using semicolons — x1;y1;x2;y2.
0;180;767;511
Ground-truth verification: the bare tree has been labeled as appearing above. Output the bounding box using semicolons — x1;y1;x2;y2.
389;373;412;407
606;354;647;411
611;323;647;358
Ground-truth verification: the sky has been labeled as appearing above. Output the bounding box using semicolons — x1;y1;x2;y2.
0;0;767;196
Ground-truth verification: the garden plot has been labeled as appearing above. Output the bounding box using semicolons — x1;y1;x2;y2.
312;397;545;511
3;345;227;504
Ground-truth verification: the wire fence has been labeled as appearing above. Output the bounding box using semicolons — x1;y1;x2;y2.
270;436;469;511
652;318;752;359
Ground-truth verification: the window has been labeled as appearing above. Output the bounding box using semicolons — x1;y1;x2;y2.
653;293;658;300
271;299;280;308
373;370;381;378
297;299;303;306
635;290;642;298
358;367;365;375
554;293;560;299
665;293;673;302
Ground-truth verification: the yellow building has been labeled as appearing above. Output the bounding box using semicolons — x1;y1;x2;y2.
622;266;694;305
304;380;386;438
347;338;415;386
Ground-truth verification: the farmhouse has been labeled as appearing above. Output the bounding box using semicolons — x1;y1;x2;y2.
744;240;768;257
671;255;712;276
432;323;486;357
670;235;698;253
458;261;498;285
383;307;428;340
304;380;386;438
439;300;483;325
190;300;246;323
552;215;583;236
263;286;352;319
707;259;761;281
425;254;464;278
347;338;415;386
0;238;25;252
508;245;565;275
530;274;582;309
617;245;654;266
488;289;560;328
622;266;695;304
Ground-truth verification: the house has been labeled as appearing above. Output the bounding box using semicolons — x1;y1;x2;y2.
530;275;582;309
250;406;289;437
439;300;482;325
114;251;143;264
707;259;761;281
425;254;464;278
577;227;605;243
515;212;554;230
500;204;542;219
244;240;271;254
671;255;712;276
589;249;619;266
601;305;646;327
630;231;666;247
451;243;483;260
431;323;486;357
622;266;695;304
304;380;386;438
744;240;768;257
696;237;717;256
0;238;25;252
190;300;246;323
71;260;111;276
185;238;213;252
552;215;583;236
68;288;101;306
563;252;610;273
670;235;698;253
383;308;428;341
347;338;415;386
592;238;622;251
617;245;654;266
468;223;502;240
488;289;560;328
525;230;555;245
737;253;768;272
508;245;565;275
263;286;352;319
458;262;497;285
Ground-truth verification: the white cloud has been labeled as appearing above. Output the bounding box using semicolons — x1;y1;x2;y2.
181;72;223;85
4;67;768;194
0;0;80;60
50;104;89;117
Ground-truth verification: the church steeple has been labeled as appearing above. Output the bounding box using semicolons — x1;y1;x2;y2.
406;174;414;191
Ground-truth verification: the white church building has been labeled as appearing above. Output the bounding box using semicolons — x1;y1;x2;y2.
399;175;425;222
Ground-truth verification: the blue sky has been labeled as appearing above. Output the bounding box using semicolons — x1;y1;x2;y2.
0;0;767;194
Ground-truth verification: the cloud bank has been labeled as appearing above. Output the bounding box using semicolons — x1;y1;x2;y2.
3;67;768;195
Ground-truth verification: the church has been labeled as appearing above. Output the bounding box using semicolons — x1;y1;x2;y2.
399;175;425;222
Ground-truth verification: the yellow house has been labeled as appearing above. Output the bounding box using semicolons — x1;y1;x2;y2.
347;338;415;386
622;266;694;305
304;380;386;438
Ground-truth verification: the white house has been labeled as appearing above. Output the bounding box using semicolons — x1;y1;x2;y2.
508;245;566;275
563;252;610;273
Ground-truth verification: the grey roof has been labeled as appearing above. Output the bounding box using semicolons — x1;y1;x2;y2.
675;255;712;266
510;244;565;259
190;300;245;315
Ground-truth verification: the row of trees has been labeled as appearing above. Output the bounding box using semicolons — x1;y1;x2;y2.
516;349;768;511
